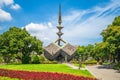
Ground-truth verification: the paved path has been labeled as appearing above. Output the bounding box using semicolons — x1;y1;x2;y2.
64;63;86;70
86;65;120;80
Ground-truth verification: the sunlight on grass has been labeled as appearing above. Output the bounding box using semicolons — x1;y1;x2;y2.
0;76;19;80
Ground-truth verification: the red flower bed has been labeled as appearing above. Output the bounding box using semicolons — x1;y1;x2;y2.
0;69;96;80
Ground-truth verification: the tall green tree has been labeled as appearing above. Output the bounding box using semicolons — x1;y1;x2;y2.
101;16;120;63
94;42;109;62
76;44;94;62
0;27;43;64
84;44;94;60
76;46;85;61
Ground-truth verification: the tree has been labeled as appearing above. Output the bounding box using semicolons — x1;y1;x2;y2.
76;44;94;62
112;16;120;26
31;54;40;64
76;46;85;61
94;42;109;63
101;16;120;63
21;36;43;64
0;27;43;64
84;44;94;60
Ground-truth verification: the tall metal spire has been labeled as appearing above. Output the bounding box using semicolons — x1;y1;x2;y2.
58;4;62;25
56;4;65;46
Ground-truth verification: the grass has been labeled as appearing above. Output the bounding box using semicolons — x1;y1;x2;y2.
0;76;19;80
0;64;92;77
74;64;86;68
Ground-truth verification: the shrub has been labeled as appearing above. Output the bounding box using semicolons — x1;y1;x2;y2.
83;60;97;65
0;55;3;63
22;55;31;64
43;60;58;64
113;63;120;70
70;60;79;64
2;54;14;63
31;55;40;64
70;59;97;65
39;55;45;63
40;57;58;64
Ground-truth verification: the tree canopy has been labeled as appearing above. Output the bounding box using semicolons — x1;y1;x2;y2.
101;16;120;62
0;27;43;64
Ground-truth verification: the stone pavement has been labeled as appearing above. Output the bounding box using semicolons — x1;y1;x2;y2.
86;65;120;80
64;63;86;70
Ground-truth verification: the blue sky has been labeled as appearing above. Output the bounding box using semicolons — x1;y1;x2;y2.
0;0;120;46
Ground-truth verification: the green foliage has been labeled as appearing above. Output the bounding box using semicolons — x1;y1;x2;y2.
42;60;58;64
3;54;14;63
0;77;19;80
76;44;94;62
72;59;97;65
101;16;120;63
84;44;94;61
76;46;85;61
113;63;120;70
0;27;43;64
39;55;45;63
94;42;108;62
75;16;120;64
22;55;31;64
112;16;120;26
0;55;3;63
39;56;58;64
83;59;97;65
31;54;40;64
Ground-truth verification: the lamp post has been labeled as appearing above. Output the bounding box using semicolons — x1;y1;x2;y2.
79;55;82;70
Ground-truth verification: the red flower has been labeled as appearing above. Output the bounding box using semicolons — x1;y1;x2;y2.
0;69;96;80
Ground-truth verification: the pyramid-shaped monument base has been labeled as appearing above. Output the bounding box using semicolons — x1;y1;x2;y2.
44;42;77;62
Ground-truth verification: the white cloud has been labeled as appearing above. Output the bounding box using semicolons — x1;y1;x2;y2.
62;0;120;45
48;22;53;28
0;0;14;7
23;0;120;46
25;23;48;33
11;4;21;10
43;37;50;41
0;9;12;22
3;0;13;5
24;22;57;46
0;0;21;10
0;0;21;22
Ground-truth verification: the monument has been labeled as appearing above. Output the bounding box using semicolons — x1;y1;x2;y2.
44;5;77;62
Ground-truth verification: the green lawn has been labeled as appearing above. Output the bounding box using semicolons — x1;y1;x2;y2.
74;64;86;68
0;64;92;77
0;77;19;80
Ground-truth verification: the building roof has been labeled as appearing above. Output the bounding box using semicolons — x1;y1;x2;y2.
44;43;60;55
62;43;77;56
44;42;77;56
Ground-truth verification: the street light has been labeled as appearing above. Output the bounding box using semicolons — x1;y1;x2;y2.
79;55;82;70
